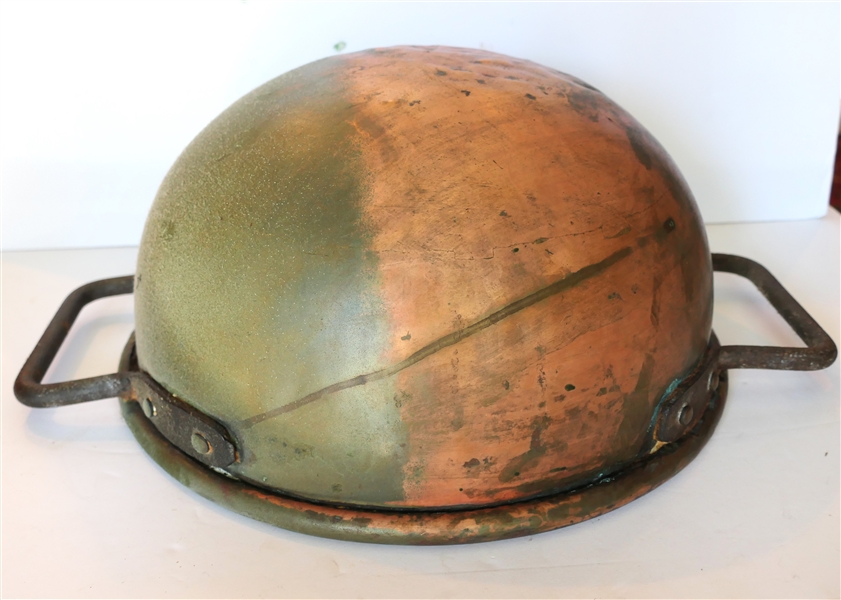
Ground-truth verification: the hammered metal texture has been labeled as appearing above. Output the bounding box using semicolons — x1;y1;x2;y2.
134;46;712;509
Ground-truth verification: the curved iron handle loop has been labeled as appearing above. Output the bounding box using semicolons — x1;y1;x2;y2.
712;254;838;371
13;276;135;407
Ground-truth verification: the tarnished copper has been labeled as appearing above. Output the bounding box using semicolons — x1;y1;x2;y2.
133;46;712;511
13;46;837;544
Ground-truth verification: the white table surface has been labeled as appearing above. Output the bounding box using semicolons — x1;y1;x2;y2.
2;213;839;599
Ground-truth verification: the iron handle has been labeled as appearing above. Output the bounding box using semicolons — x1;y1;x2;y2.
13;275;241;466
13;276;135;407
712;253;838;371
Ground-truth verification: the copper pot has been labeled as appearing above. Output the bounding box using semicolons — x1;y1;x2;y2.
15;47;837;544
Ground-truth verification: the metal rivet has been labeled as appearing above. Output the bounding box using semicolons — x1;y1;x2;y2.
677;403;694;426
191;431;212;455
141;397;156;418
709;370;720;391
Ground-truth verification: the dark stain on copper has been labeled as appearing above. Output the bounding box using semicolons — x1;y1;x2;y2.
566;88;600;122
615;354;656;453
499;416;551;483
241;246;633;428
605;225;631;239
573;78;600;92
354;114;386;139
351;516;373;527
547;503;571;522
625;126;653;170
650;274;663;328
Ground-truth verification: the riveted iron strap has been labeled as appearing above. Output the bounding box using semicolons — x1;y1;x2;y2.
14;276;135;407
655;335;722;443
14;277;239;470
712;254;838;371
132;373;237;468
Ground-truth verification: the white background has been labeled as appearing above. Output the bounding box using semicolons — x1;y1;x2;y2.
1;1;839;251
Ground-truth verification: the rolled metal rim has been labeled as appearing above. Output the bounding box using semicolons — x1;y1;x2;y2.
119;334;729;545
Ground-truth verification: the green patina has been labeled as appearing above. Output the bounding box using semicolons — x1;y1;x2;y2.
134;57;409;505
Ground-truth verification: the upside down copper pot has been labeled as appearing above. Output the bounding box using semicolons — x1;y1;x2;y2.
15;46;837;544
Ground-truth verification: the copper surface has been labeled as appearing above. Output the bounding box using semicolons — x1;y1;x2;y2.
134;46;711;509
